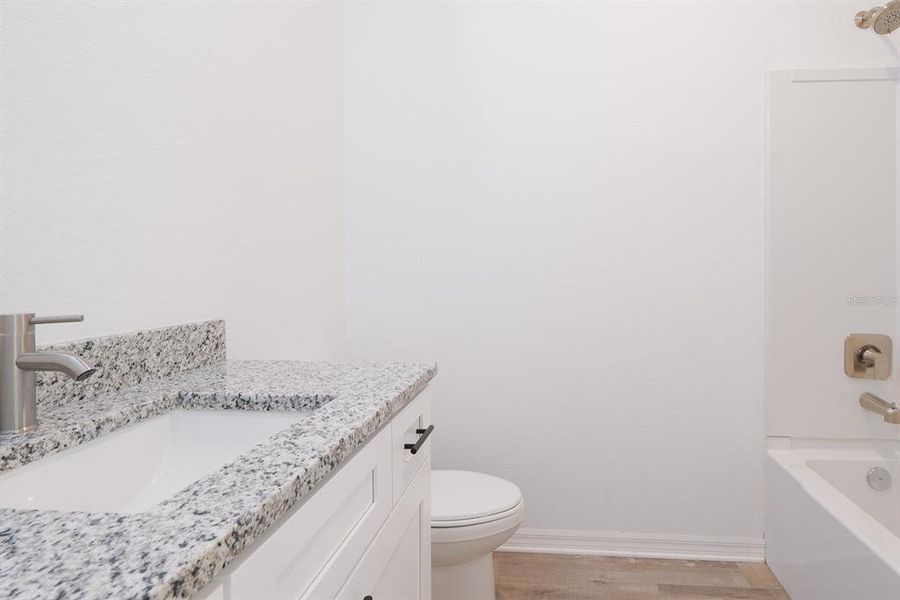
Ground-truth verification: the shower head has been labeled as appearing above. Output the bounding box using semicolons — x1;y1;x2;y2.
875;1;900;33
856;1;900;34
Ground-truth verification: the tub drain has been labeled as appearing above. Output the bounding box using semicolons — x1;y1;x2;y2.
867;466;891;491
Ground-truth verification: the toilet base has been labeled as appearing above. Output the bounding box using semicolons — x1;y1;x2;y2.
432;552;496;600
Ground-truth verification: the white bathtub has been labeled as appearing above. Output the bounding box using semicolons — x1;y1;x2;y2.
766;439;900;600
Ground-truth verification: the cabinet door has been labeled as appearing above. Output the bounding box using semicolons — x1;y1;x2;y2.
338;459;431;600
369;501;422;600
227;427;393;600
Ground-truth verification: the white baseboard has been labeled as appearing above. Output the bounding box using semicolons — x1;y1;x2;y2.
499;528;765;563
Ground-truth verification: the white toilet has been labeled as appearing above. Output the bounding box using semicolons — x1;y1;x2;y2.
431;470;524;600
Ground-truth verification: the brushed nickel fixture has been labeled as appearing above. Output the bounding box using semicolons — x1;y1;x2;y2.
855;1;900;34
0;313;96;434
859;392;900;424
844;334;892;380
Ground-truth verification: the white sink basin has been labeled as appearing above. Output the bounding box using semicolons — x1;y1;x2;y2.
0;410;302;514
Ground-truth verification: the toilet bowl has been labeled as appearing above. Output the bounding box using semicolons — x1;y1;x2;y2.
431;470;524;600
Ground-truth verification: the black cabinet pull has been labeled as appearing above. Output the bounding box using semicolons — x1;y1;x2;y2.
363;596;373;600
403;425;434;455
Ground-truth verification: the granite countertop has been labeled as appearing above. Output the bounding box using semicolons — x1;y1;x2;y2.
0;360;437;599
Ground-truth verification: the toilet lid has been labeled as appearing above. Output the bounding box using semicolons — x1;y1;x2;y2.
431;470;523;524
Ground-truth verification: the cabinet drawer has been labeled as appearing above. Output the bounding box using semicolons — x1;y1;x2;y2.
391;388;433;503
228;426;392;600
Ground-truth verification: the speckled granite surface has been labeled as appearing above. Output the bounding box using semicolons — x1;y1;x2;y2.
36;320;225;409
0;360;436;599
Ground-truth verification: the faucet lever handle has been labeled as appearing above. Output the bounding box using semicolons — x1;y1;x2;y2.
30;314;84;325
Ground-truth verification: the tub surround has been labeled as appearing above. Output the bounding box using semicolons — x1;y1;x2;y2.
0;322;436;599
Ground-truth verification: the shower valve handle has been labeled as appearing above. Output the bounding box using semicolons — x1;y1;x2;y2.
845;334;892;380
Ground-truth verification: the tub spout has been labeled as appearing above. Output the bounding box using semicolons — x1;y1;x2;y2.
859;392;900;424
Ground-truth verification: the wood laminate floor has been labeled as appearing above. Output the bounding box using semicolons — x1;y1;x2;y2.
494;552;789;600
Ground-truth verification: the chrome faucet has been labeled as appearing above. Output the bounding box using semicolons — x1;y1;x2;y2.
859;392;900;425
0;313;96;434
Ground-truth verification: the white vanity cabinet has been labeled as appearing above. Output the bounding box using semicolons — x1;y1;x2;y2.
196;389;432;600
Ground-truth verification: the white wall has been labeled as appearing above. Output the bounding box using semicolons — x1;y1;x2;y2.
4;0;899;556
0;1;345;359
341;1;900;548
